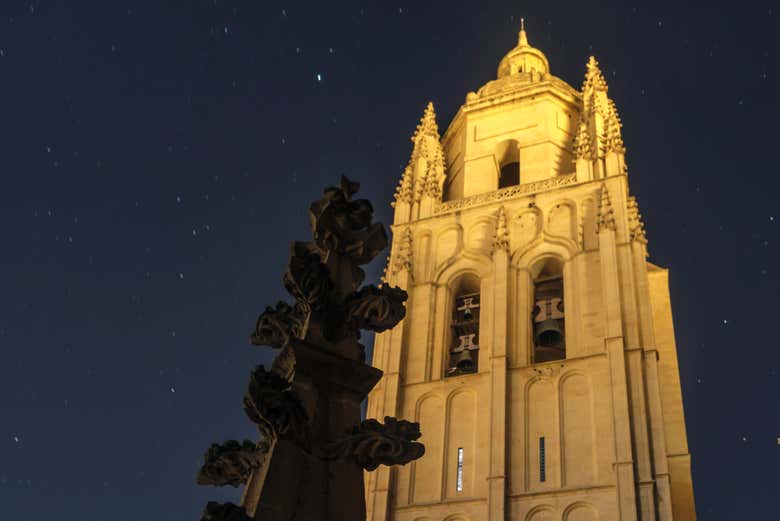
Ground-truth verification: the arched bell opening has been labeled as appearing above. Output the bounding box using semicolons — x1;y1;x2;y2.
530;258;566;363
495;139;520;189
446;274;481;377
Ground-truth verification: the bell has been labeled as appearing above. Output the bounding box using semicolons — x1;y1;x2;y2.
534;319;564;348
453;349;476;373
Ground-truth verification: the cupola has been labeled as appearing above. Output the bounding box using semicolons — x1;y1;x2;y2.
496;19;550;78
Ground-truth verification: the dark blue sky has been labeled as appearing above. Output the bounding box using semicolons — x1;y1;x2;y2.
0;2;777;520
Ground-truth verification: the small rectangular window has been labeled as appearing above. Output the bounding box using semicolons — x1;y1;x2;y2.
539;437;546;482
456;447;464;492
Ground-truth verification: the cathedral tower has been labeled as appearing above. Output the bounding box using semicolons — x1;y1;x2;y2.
366;24;696;521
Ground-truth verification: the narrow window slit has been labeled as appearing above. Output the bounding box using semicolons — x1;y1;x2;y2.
456;447;464;492
539;437;546;482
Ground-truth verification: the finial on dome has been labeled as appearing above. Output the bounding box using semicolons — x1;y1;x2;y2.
519;17;529;46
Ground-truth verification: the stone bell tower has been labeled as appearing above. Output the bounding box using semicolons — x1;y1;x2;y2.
365;22;696;521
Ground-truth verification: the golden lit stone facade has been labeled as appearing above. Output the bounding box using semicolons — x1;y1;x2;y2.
366;24;696;521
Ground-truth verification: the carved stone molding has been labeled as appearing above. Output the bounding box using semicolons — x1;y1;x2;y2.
493;206;510;252
323;416;425;471
197;440;268;487
532;364;564;380
436;173;576;214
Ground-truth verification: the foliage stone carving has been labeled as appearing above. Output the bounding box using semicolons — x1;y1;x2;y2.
242;365;308;443
345;285;408;333
324;416;425;471
250;301;304;349
283;242;332;313
200;502;252;521
308;176;388;264
197;440;267;487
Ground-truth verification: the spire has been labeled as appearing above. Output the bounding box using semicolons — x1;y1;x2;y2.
583;57;608;106
412;102;440;146
393;166;414;205
573;121;593;160
391;228;413;275
493;207;510;252
574;56;627;163
597;184;616;232
518;17;529;46
627;196;647;243
605;99;625;154
406;102;446;201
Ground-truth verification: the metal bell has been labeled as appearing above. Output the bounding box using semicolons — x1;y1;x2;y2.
534;319;564;348
453;349;476;373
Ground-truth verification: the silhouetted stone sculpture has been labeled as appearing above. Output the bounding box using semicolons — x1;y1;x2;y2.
200;502;252;521
197;440;267;487
242;366;308;444
197;177;423;521
323;416;425;471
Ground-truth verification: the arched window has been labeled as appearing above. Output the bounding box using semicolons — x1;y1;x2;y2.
495;139;520;189
531;259;566;363
447;274;480;377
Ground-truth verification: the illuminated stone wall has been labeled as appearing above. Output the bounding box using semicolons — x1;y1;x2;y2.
366;23;696;521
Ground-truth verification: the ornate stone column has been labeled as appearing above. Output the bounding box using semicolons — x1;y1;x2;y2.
196;177;425;521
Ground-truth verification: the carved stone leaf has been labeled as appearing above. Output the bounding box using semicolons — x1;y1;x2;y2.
250;301;304;349
345;285;408;333
243;365;308;443
283;242;332;311
197;440;267;487
324;416;425;471
309;176;388;265
200;502;252;521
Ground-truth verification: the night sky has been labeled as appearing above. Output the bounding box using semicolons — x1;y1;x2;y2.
1;2;778;520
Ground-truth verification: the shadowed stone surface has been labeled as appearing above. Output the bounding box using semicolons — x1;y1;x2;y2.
196;177;423;521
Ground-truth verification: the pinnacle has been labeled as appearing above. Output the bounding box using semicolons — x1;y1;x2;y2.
573;122;593;160
583;55;608;93
402;101;446;203
412;101;440;143
393;166;414;204
576;55;626;159
597;184;616;232
391;228;413;275
627;196;647;243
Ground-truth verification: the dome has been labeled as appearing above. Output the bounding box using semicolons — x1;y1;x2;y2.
496;19;549;78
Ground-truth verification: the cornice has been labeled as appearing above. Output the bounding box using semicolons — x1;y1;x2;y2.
435;173;577;215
